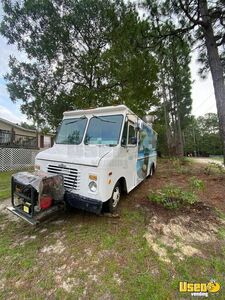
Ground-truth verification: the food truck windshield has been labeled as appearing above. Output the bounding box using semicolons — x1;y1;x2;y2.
84;115;123;146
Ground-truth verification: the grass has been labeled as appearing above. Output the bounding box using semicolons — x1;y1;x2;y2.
0;209;181;299
1;213;223;300
0;168;34;200
0;170;14;200
0;160;225;299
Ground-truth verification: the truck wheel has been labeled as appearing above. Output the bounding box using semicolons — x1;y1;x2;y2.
150;166;154;176
108;183;121;213
148;164;155;178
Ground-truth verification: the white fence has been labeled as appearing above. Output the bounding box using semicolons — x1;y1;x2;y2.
0;147;40;172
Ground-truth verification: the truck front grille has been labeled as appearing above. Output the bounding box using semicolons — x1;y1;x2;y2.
47;165;80;191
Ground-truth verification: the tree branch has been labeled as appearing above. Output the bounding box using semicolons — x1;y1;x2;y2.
177;0;205;27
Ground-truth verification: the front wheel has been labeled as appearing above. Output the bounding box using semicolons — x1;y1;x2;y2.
107;183;121;213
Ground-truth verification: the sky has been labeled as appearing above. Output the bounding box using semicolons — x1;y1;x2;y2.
0;34;28;124
0;4;218;125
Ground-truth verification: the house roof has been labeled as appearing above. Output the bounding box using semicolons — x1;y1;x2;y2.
0;117;54;136
0;117;37;133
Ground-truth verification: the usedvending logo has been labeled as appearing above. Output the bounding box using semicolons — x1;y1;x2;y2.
179;280;220;297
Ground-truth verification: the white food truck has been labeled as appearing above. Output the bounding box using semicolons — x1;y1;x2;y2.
35;105;157;214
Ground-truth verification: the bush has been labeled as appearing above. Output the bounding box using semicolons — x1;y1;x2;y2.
170;157;192;174
204;162;225;176
148;185;197;210
189;176;205;191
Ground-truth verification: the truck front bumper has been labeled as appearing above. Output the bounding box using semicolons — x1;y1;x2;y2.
64;191;103;214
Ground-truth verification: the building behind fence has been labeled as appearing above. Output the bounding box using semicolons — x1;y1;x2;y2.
0;117;54;172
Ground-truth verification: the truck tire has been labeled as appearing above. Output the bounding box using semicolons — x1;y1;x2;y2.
107;182;121;213
150;165;154;176
147;164;154;178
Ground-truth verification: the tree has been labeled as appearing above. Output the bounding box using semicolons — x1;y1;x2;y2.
153;24;192;157
1;0;158;128
143;0;225;163
184;113;223;156
20;122;36;130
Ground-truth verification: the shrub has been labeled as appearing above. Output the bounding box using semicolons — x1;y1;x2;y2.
170;157;192;174
204;162;225;176
189;176;205;191
148;185;197;210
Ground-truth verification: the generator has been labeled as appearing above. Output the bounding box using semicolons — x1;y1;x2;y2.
7;171;65;225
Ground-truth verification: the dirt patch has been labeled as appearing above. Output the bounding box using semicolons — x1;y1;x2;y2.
40;240;66;254
0;198;10;212
144;233;171;263
126;159;225;214
51;248;122;295
0;198;22;223
144;211;223;263
0;278;6;291
12;235;37;247
113;273;122;285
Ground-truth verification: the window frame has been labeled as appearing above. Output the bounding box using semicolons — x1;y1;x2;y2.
121;119;137;147
55;117;88;145
127;123;136;146
84;114;124;146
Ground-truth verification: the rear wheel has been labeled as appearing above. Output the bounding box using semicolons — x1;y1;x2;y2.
107;183;121;213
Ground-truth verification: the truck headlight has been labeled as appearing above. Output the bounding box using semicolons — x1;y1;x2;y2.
89;181;97;192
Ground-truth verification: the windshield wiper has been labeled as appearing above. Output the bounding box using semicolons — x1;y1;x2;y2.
65;115;86;125
92;115;116;123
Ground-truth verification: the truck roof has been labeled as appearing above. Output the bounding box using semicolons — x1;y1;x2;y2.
63;105;132;117
63;105;157;134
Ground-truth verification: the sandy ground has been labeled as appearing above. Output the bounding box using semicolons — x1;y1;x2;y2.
191;157;224;166
0;198;11;213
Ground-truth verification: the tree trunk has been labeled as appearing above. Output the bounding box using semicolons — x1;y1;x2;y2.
161;71;172;155
176;111;184;157
199;0;225;164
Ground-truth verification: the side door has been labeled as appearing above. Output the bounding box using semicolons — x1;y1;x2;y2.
127;121;138;187
136;125;151;184
120;120;138;192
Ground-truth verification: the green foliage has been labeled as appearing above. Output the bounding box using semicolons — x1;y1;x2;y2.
142;0;225;164
218;227;225;240
20;122;36;130
170;157;191;173
1;0;158;128
170;158;183;171
148;185;198;209
204;162;225;176
0;167;34;200
153;26;193;157
184;113;223;156
188;177;205;191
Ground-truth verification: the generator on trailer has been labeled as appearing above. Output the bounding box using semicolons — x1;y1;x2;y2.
8;172;65;225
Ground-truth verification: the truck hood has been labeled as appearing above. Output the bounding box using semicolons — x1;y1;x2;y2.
36;144;113;167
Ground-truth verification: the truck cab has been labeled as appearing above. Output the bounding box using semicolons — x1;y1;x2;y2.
35;105;157;214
